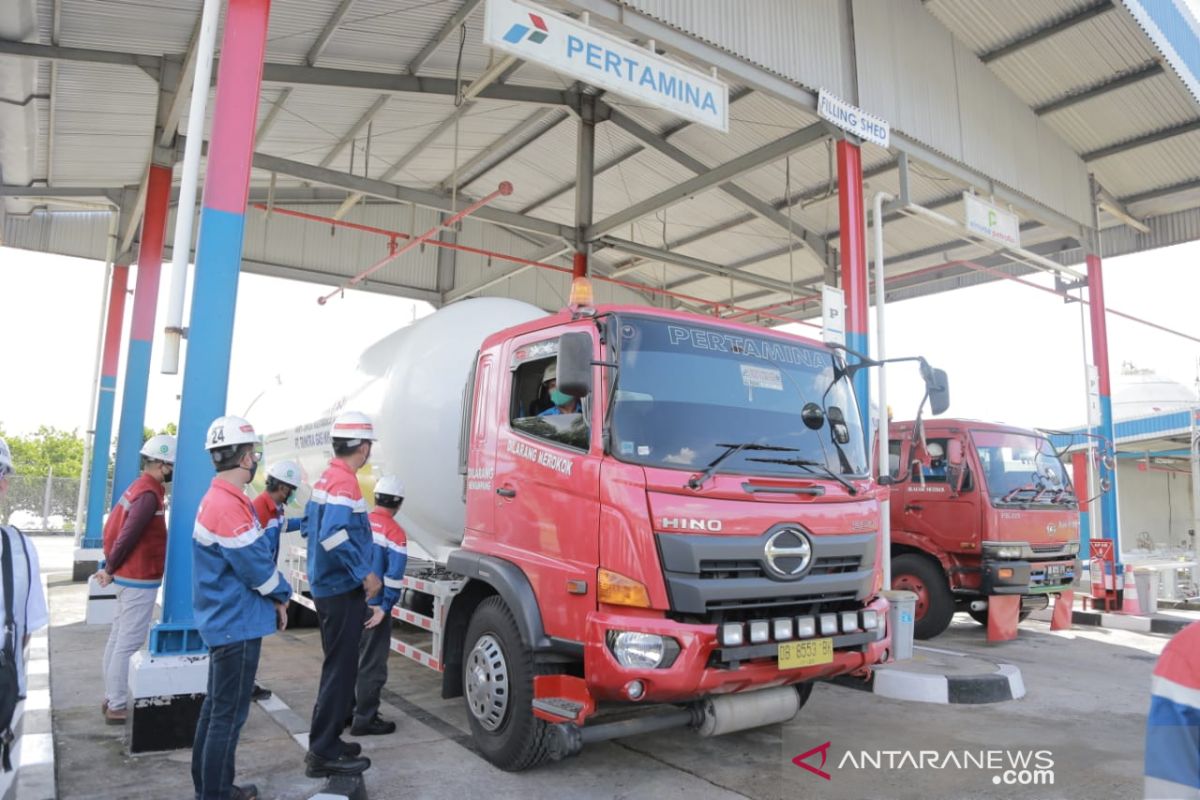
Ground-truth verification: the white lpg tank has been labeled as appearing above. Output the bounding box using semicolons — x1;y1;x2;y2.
264;297;547;564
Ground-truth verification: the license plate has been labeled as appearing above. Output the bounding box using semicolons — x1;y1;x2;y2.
1044;565;1066;577
778;638;834;670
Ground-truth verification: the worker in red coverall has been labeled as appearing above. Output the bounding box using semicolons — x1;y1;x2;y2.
349;475;408;736
249;459;305;702
1145;619;1200;798
95;434;176;725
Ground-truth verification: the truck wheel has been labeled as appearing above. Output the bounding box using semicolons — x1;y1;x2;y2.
966;608;1032;627
892;554;954;640
462;596;557;771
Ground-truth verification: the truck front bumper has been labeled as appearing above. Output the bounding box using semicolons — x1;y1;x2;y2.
581;595;892;704
980;558;1078;595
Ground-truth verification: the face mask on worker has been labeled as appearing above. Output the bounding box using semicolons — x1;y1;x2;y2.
550;389;572;408
244;454;258;483
161;465;174;483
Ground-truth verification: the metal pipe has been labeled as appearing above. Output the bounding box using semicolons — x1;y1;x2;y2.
873;190;894;587
316;182;514;304
255;203;821;327
162;0;220;375
74;210;119;546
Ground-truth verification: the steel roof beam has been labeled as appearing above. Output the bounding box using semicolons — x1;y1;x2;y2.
1121;177;1200;207
444;240;574;302
586;121;831;243
158;15;206;148
249;151;572;240
255;87;292;146
438;108;566;193
599;237;805;296
1034;62;1163;116
605;109;829;259
1083;119;1200;162
307;0;357;66
1096;185;1151;233
0;40;573;106
979;1;1113;63
408;0;486;76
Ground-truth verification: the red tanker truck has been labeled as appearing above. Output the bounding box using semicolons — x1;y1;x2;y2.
271;287;948;770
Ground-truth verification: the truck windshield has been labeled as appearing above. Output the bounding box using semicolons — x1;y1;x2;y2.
608;316;868;477
971;430;1075;506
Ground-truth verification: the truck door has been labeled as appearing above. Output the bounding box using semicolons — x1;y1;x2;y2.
463;351;498;537
491;329;601;643
898;435;977;565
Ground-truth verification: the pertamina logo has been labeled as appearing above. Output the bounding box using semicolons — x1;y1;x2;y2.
504;12;549;45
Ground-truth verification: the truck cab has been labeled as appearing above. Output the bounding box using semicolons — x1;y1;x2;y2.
450;303;903;768
887;419;1080;638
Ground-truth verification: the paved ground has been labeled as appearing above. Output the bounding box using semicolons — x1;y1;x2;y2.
33;535;1168;799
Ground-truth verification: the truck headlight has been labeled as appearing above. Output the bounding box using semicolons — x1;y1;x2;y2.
749;621;770;644
1065;541;1080;555
608;632;677;669
719;623;744;647
861;610;879;630
985;544;1023;559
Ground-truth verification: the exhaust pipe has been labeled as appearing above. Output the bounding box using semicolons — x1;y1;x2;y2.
1021;595;1050;612
970;600;988;612
697;685;802;737
545;685;806;760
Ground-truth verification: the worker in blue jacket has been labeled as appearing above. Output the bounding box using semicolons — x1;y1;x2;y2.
301;411;381;779
350;475;409;736
192;416;292;800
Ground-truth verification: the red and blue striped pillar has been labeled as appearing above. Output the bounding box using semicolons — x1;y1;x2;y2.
837;140;870;435
1071;450;1091;556
82;264;130;549
152;0;272;656
112;164;173;497
1087;252;1121;564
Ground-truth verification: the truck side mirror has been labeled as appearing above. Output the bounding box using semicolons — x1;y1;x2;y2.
923;367;950;415
556;332;593;398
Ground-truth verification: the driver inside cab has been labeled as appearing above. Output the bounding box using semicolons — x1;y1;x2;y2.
921;441;948;480
538;363;580;416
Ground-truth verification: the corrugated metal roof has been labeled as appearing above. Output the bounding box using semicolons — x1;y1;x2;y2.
6;0;1200;323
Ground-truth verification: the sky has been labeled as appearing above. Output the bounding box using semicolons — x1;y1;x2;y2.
1;240;1198;439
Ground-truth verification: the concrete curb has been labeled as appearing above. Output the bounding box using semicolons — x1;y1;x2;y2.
1068;609;1192;635
831;649;1025;705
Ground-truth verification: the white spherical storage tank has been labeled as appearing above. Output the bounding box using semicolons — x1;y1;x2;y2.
265;297;547;563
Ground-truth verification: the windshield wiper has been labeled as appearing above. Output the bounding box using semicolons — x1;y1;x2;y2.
747;457;858;495
687;442;798;489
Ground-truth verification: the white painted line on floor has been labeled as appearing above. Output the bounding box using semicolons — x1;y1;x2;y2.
914;644;969;658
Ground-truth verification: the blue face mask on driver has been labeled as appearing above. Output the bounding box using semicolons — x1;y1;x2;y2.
550;388;572;408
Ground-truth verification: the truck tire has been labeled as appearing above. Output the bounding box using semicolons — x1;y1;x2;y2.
891;554;954;640
966;607;1032;627
462;595;558;771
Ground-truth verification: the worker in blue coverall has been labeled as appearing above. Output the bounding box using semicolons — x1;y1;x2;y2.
301;411;381;779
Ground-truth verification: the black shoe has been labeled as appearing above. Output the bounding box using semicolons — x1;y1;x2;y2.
231;785;259;800
251;684;272;702
305;751;371;778
339;740;362;757
350;715;397;736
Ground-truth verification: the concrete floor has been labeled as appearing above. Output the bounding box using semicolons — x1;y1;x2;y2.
32;535;1174;799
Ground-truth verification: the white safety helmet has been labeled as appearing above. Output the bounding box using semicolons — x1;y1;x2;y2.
330;411;377;445
267;459;304;488
140;434;177;464
0;437;12;477
374;475;405;499
543;362;556;384
205;415;261;451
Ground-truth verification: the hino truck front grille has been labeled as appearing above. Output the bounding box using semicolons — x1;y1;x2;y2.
657;527;876;617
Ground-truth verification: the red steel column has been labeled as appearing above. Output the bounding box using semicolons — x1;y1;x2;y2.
837;140;870;434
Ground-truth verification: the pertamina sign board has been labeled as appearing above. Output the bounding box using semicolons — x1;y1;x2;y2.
483;0;729;132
